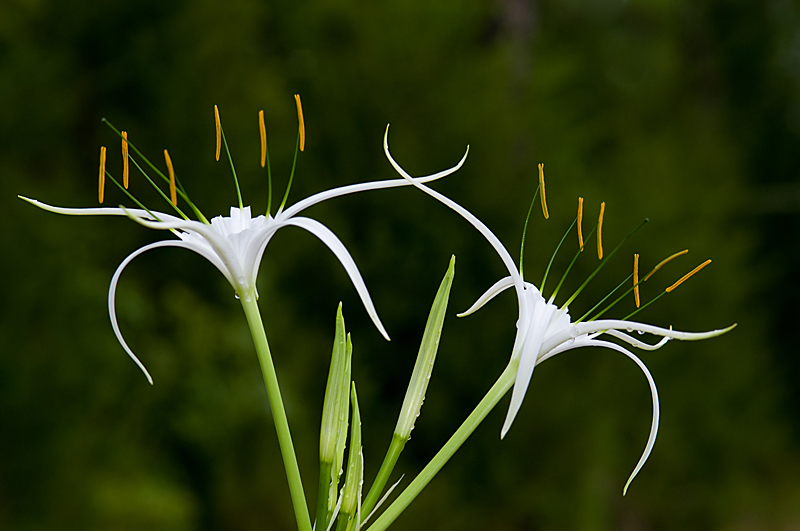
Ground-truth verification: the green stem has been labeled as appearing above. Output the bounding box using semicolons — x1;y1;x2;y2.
240;292;312;531
365;362;517;531
361;433;407;518
316;461;333;530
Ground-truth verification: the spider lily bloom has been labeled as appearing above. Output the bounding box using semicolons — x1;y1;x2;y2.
19;105;468;386
383;129;735;493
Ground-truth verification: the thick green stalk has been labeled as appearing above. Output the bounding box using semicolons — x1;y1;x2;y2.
365;361;518;531
240;291;312;531
361;434;407;518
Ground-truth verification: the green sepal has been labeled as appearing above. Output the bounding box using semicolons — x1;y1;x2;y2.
394;255;455;440
337;383;363;531
361;256;456;519
316;303;351;530
329;334;353;510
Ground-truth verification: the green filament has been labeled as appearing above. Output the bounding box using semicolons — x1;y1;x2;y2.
559;218;648;310
548;224;598;303
277;130;301;215
216;116;244;209
102;119;210;224
541;218;577;295
518;185;541;280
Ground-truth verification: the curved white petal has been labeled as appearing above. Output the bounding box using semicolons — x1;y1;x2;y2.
240;218;280;286
19;196;181;223
457;276;515;317
602;329;671;351
383;128;526;300
280;132;470;220
283;216;390;341
537;338;659;495
122;208;249;291
109;240;202;384
500;289;560;438
542;320;736;354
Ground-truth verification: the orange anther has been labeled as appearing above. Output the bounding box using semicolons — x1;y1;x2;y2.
644;249;689;282
121;131;129;189
164;149;177;207
597;202;606;259
294;94;305;152
538;163;549;219
633;253;640;308
259;110;267;168
98;146;107;204
214;105;221;161
577;197;584;251
666;259;711;293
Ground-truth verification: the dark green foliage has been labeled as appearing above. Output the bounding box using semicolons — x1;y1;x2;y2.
1;0;799;529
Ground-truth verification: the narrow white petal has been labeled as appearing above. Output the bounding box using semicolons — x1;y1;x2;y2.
109;241;188;384
500;335;537;439
19;196;179;222
280;135;469;220
457;276;515;317
383;128;526;300
537;338;659;495
500;295;558;438
122;208;249;290
283;216;391;341
541;320;736;354
602;329;671;351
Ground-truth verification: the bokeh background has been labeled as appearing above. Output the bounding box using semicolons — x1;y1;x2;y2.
2;0;799;529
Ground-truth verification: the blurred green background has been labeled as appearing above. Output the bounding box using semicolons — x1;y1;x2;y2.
2;0;799;529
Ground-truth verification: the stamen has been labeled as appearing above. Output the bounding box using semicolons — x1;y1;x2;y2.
643;249;688;281
164;149;177;207
597;201;606;259
259;110;267;168
214;105;221;161
121;131;129;189
577;197;584;251
538;163;549;219
633;254;640;308
295;94;305;152
666;259;711;293
98;146;107;204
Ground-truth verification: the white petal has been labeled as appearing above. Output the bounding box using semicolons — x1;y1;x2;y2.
602;329;671;351
457;276;515;317
283;216;390;341
109;241;189;384
122;208;249;290
541;320;736;354
500;295;557;438
280;131;469;220
383;129;526;300
19;196;180;222
537;338;660;495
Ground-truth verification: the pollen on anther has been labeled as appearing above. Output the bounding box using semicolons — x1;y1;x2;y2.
597;201;606;259
164;149;177;207
644;249;689;282
666;259;711;293
259;110;267;168
214;105;221;161
121;131;129;189
633;253;640;308
294;94;305;152
577;197;584;251
538;163;549;219
98;146;107;204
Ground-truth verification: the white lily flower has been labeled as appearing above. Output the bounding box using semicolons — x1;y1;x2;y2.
383;127;735;493
20;118;468;386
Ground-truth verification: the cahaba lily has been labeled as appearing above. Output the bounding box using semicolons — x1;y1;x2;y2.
383;127;735;494
19;98;467;385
